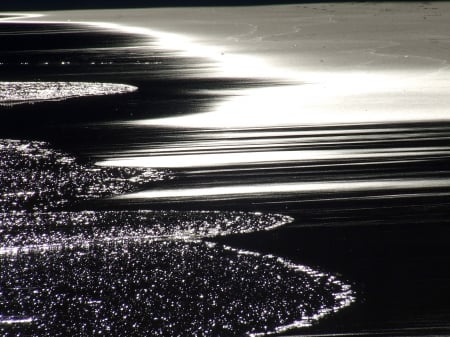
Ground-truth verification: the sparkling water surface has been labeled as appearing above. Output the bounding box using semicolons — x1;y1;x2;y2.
0;136;355;336
0;12;403;337
0;138;354;335
0;240;353;337
0;139;170;212
0;210;292;255
0;82;137;106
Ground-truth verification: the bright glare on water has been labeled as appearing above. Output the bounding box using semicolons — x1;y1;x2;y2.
0;139;170;212
0;136;354;336
0;239;354;336
0;81;137;106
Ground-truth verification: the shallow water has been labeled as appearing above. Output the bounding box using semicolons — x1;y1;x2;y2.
0;239;353;336
0;18;358;336
0;136;354;336
0;81;137;106
0;210;292;254
0;139;169;212
1;12;450;337
1;207;354;337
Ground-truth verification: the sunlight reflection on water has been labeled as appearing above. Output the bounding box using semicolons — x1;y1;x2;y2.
116;178;450;200
2;10;449;336
134;70;450;128
0;210;292;255
0;239;354;336
0;81;137;106
0;139;170;211
98;146;450;168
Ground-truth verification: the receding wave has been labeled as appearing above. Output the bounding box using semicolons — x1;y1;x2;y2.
0;210;292;255
0;139;170;211
0;239;354;336
0;82;137;106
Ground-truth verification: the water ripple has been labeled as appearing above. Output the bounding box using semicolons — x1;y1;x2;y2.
0;82;137;106
0;239;354;336
0;139;170;211
0;210;292;255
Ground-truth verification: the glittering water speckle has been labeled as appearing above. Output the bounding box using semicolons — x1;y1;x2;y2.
0;239;354;337
0;210;292;255
0;82;137;106
0;137;355;335
0;139;170;211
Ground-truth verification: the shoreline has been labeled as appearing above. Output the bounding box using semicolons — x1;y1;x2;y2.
3;4;450;128
1;6;450;336
16;3;450;128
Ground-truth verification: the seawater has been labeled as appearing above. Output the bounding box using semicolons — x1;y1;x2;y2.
0;18;356;336
2;11;450;337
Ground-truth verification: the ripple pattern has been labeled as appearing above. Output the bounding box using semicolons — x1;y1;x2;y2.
0;239;353;337
0;19;358;336
0;210;291;255
0;139;170;211
0;82;137;106
0;137;355;336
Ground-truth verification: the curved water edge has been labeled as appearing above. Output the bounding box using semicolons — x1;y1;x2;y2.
0;137;355;335
0;139;170;212
2;5;450;335
0;82;137;106
0;239;354;336
0;210;292;255
0;14;357;335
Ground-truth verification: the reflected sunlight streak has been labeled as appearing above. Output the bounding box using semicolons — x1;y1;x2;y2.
117;178;450;200
97;146;450;168
0;316;34;325
14;12;450;129
136;71;450;128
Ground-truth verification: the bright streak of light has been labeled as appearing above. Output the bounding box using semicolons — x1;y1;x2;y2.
0;316;34;325
10;12;450;129
84;22;291;79
97;147;450;168
136;71;450;128
0;13;43;21
117;178;450;200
